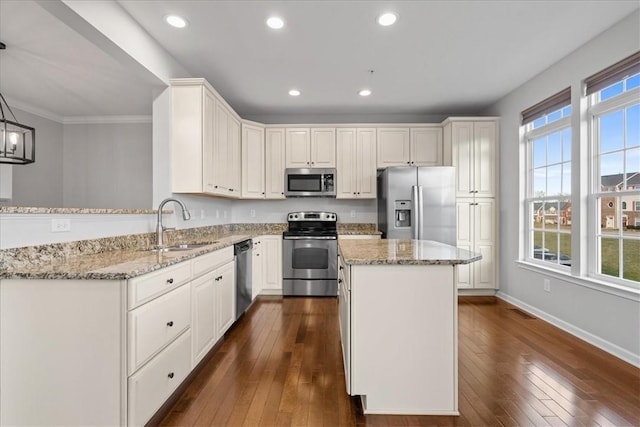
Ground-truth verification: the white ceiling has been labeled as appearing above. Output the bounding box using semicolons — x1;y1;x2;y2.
0;1;638;121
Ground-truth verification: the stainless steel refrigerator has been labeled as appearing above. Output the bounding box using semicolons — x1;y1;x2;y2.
377;166;456;245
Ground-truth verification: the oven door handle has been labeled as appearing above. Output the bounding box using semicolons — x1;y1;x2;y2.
283;236;337;240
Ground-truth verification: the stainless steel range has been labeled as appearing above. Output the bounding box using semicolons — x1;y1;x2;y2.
282;211;338;296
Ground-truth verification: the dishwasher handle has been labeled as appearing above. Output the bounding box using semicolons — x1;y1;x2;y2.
234;239;253;254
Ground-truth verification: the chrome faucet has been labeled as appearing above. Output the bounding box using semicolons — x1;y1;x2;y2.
156;198;191;247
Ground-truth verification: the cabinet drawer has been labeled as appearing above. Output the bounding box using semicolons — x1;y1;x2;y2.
128;330;191;427
128;261;191;309
192;246;234;278
128;284;191;375
339;256;350;291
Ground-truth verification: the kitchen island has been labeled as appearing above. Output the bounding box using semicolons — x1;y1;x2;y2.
338;239;481;415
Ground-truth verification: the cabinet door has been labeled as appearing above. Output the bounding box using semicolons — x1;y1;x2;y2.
311;128;336;167
285;128;311;167
252;239;263;298
356;128;377;198
191;272;217;365
376;128;410;168
214;101;230;192
451;122;474;197
216;261;236;337
473;199;496;289
265;129;286;199
336;128;357;199
202;89;217;193
171;84;204;193
228;115;241;197
410;128;442;166
242;124;265;199
338;266;351;395
474;122;497;198
262;236;283;292
455;200;474;289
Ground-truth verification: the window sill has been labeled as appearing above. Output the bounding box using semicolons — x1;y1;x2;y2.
516;260;640;302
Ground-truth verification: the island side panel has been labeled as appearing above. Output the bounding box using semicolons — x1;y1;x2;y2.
0;279;126;426
350;264;458;415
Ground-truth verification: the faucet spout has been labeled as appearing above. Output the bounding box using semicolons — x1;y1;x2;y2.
156;198;191;247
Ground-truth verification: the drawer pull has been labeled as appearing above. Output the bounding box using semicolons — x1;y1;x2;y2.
167;278;174;284
167;321;174;327
339;266;343;270
168;372;174;379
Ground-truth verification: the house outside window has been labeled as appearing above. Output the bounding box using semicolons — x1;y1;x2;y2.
588;60;639;284
523;88;572;268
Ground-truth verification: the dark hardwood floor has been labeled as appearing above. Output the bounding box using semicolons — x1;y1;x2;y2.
159;296;640;426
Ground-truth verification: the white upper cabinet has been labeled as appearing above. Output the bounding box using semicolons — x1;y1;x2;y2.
377;128;410;168
285;128;336;168
310;128;336;168
241;123;265;199
265;129;286;199
410;127;443;166
444;119;497;198
336;128;376;199
171;78;241;198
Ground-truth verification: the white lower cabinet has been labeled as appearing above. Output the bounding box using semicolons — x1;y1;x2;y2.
455;198;496;289
128;330;192;427
0;245;238;426
337;255;351;395
252;235;283;296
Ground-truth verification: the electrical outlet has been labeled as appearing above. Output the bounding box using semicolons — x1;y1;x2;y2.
51;219;71;233
543;279;551;292
223;211;227;219
216;209;220;219
250;209;256;218
350;210;356;218
200;209;205;219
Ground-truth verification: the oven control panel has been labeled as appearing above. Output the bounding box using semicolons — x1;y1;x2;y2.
287;211;337;222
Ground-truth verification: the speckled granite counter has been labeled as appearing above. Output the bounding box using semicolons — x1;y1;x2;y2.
0;223;287;280
339;238;481;265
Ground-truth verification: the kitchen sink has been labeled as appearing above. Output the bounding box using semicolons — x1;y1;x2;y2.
148;242;217;252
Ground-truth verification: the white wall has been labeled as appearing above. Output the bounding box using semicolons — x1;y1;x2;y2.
0;108;64;207
63;121;152;209
485;10;640;365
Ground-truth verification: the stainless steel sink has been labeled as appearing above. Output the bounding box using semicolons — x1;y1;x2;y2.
148;242;217;252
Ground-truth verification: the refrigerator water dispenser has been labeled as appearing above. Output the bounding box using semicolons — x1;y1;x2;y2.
394;200;411;228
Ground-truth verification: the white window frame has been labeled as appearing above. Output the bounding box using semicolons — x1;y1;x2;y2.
524;115;572;270
588;86;640;289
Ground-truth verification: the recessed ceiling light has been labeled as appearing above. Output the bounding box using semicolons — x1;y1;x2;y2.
266;16;285;29
359;89;372;97
377;12;398;26
165;14;188;28
288;89;301;96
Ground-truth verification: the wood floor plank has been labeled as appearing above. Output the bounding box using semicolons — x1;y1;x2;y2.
159;296;640;427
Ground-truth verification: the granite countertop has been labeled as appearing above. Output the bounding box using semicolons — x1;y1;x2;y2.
339;239;481;266
1;234;256;281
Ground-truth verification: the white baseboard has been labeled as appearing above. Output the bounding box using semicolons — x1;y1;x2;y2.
496;291;640;368
458;288;497;296
258;289;282;296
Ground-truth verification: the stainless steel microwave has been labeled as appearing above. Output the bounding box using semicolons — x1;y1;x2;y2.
284;168;336;197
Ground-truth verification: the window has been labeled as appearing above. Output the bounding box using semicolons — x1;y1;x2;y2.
588;52;640;285
523;88;572;268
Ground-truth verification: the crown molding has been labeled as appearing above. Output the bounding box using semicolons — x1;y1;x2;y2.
63;115;152;125
4;97;64;123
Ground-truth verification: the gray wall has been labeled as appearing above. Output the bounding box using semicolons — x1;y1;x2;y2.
63;121;152;209
0;108;64;207
484;10;640;364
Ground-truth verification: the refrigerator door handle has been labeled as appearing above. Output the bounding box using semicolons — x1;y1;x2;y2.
411;185;419;240
417;185;425;239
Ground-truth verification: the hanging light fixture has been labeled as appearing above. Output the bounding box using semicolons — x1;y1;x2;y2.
0;42;35;165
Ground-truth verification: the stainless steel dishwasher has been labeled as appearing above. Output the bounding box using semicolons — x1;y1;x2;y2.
234;239;253;320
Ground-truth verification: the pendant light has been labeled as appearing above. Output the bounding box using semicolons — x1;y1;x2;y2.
0;42;36;165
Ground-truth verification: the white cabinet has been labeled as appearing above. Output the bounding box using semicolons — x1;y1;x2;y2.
456;199;496;290
377;128;410;168
265;128;286;199
444;118;498;291
337;254;351;394
285;128;336;168
410;127;443;166
242;123;266;199
171;78;241;198
191;271;217;365
444;120;497;198
377;127;443;168
252;235;283;296
216;261;236;337
336;128;377;199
